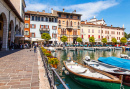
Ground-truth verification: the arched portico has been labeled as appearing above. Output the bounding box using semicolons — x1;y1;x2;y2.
0;12;8;50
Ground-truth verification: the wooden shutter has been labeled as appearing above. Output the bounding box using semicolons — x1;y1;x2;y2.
52;34;53;38
30;33;32;37
48;25;49;29
56;26;57;29
34;33;35;37
52;26;53;29
30;24;32;28
34;24;36;28
40;25;41;28
56;34;57;38
44;25;45;28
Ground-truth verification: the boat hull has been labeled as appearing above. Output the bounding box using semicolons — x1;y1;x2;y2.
68;71;121;89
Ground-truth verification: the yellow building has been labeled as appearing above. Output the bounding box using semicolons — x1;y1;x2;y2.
53;9;82;44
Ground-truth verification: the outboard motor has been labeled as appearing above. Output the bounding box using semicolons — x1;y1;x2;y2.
85;56;90;61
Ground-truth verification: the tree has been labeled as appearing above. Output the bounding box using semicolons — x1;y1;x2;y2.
61;36;67;44
101;38;107;44
120;37;127;45
41;33;51;43
111;38;117;44
89;37;95;45
76;37;82;43
125;32;128;39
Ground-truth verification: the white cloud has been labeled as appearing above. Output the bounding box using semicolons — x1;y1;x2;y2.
25;0;118;20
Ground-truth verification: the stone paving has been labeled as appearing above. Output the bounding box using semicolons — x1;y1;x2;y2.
0;49;39;89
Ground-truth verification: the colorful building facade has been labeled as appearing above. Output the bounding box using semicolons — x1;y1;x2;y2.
81;16;125;43
53;9;82;44
24;10;58;43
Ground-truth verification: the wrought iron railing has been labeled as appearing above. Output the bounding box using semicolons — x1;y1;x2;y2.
39;47;69;89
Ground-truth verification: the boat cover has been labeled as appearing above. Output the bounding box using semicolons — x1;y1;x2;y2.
98;57;130;70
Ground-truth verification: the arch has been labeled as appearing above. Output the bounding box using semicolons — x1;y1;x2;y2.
59;20;61;24
71;21;72;26
66;21;68;26
8;20;14;48
0;12;8;50
15;25;18;35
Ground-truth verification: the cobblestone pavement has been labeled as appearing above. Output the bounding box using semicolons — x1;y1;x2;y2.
0;49;39;89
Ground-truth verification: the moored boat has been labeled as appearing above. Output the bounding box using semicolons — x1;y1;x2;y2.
63;60;122;89
83;56;130;87
115;47;122;50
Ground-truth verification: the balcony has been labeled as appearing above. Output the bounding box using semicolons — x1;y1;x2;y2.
60;34;68;37
39;28;50;31
66;26;73;29
78;26;80;29
59;25;61;28
73;35;78;37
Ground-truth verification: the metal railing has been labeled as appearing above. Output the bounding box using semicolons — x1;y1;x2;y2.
39;47;69;89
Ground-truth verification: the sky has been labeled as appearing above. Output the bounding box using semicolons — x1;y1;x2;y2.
25;0;130;33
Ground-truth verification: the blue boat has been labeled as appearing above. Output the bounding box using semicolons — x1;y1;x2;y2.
98;57;130;70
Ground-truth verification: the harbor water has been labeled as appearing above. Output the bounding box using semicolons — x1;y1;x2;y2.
51;49;130;89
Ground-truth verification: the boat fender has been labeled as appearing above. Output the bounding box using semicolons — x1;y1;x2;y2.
62;67;65;71
64;70;69;75
85;56;90;61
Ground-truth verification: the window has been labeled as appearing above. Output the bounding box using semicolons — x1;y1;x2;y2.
31;33;35;37
92;35;94;37
71;21;72;26
46;17;48;22
59;20;61;24
73;30;77;35
55;18;57;22
102;30;103;33
88;35;90;38
78;22;80;26
32;16;34;21
41;25;44;28
66;15;69;18
35;16;37;21
66;21;68;26
62;21;65;24
25;23;29;28
38;17;40;21
122;32;124;35
52;33;57;38
74;22;76;25
70;15;73;19
41;17;44;21
98;30;100;33
119;32;120;35
58;13;61;17
119;37;120;40
52;26;57;30
24;31;29;35
78;16;80;19
117;32;118;35
117;37;118;40
102;36;103;39
45;25;49;29
108;31;109;34
25;15;29;20
31;24;36;29
82;29;83;33
88;29;90;33
61;29;66;35
92;29;94;33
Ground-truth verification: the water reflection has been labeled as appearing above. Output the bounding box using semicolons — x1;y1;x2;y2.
52;50;130;89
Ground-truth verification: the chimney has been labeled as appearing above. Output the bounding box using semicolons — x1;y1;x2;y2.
123;24;124;28
74;10;76;12
111;25;113;27
85;20;87;24
42;10;45;13
102;18;103;21
63;8;65;12
51;8;53;14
